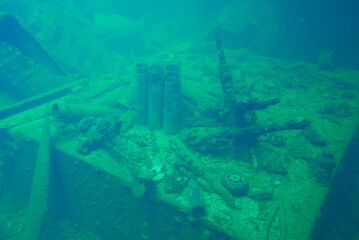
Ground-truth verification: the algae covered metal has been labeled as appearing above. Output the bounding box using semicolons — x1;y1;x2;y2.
0;2;358;240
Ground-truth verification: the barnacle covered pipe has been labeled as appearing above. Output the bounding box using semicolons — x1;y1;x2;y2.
148;65;165;130
134;63;149;125
164;64;182;135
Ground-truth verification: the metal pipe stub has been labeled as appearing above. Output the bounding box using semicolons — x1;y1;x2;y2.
134;63;149;125
163;64;181;135
148;65;164;130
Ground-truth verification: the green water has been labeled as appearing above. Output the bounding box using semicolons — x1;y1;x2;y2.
0;1;358;240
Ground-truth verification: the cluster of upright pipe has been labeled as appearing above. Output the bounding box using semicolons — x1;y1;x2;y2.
134;63;181;135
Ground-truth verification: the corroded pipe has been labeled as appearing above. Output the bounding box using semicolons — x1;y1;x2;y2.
148;65;164;130
163;64;181;135
134;63;149;125
51;102;116;120
0;79;85;120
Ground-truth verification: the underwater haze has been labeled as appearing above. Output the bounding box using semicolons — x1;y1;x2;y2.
0;0;359;240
